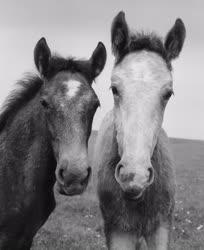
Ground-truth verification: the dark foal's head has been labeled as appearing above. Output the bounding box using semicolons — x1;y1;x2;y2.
111;12;186;200
34;38;106;195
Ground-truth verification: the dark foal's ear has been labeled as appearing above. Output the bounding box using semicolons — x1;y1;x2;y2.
164;19;186;61
34;37;51;77
111;11;129;58
90;42;107;80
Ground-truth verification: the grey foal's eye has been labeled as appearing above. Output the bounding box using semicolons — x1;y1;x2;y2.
111;86;119;96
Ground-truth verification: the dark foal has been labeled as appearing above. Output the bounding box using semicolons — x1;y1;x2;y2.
0;38;106;249
95;12;186;249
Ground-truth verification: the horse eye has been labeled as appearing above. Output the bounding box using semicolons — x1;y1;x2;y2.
111;86;119;96
163;90;173;101
40;99;49;109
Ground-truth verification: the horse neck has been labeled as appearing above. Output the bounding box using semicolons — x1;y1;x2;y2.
150;128;175;197
1;92;53;161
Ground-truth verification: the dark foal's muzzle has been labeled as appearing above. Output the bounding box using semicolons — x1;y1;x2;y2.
55;160;92;196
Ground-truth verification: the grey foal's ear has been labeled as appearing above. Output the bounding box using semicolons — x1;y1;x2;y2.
111;11;129;59
164;18;186;61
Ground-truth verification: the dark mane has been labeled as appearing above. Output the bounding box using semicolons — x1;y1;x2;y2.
116;32;172;70
0;74;43;132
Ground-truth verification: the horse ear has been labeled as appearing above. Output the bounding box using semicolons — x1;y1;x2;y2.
111;11;129;58
34;37;51;77
164;18;186;61
90;42;107;80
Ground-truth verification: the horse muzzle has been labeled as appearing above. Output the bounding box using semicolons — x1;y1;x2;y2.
55;160;92;196
115;160;154;200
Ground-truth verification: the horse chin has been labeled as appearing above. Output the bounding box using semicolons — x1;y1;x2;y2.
56;182;87;196
123;189;144;202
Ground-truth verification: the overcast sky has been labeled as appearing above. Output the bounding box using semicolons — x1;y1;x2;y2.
0;0;203;139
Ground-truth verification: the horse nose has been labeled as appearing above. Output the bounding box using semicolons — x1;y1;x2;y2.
115;162;154;196
56;160;91;188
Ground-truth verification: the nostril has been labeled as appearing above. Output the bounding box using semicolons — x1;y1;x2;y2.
87;166;92;177
86;166;92;181
57;167;65;185
80;167;92;185
115;163;123;178
147;167;154;184
59;168;64;180
115;163;135;183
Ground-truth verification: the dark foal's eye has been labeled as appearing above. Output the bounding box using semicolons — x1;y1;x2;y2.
111;86;119;96
163;89;174;101
40;99;49;109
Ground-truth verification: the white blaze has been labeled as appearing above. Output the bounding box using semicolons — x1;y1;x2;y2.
64;80;81;98
112;51;172;160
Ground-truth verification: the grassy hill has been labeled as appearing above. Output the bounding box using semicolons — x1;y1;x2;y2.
32;132;204;250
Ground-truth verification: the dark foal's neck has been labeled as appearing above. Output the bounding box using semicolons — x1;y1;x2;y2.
0;83;57;249
0;84;56;200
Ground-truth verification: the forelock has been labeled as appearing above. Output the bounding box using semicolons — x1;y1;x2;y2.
115;32;172;71
45;55;94;83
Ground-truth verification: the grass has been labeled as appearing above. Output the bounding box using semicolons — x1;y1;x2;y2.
31;133;204;250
